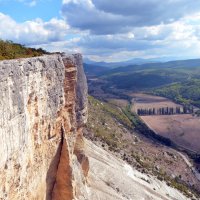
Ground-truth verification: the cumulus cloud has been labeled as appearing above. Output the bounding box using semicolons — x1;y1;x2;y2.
16;0;38;6
77;34;160;51
32;38;82;53
62;0;200;35
1;1;200;61
34;1;200;61
68;13;200;61
0;13;69;45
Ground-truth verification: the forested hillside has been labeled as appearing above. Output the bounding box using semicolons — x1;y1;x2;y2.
153;79;200;107
84;63;109;77
0;40;48;60
99;59;200;90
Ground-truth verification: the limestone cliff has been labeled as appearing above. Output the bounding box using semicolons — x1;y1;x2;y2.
0;54;88;200
0;53;193;200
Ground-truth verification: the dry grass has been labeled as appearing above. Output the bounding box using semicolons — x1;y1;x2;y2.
86;96;200;198
107;98;129;108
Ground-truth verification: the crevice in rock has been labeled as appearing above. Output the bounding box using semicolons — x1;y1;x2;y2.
51;127;73;200
46;128;63;200
46;127;73;200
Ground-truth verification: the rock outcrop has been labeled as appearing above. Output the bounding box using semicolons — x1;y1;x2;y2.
0;54;88;200
84;139;191;200
0;53;193;200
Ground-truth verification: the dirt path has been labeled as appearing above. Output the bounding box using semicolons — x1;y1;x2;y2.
177;152;200;182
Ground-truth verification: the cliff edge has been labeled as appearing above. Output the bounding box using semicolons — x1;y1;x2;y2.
0;54;193;200
0;54;88;200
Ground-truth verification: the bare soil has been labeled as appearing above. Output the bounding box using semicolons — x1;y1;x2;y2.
131;93;200;153
131;93;181;112
86;96;200;197
142;114;200;153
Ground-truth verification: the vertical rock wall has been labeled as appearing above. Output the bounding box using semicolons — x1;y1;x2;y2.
0;54;88;200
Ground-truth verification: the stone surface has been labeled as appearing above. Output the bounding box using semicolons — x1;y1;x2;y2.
84;139;191;200
0;54;192;200
0;54;88;200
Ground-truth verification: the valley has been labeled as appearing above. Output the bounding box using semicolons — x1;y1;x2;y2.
141;114;200;153
85;59;200;198
2;1;200;199
86;59;200;156
86;96;200;199
131;93;200;153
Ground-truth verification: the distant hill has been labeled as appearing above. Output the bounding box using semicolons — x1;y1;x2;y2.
83;63;110;77
101;58;200;75
98;58;200;90
84;58;162;68
0;40;48;60
83;56;188;69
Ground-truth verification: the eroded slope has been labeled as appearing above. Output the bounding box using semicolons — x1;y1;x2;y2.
85;96;200;199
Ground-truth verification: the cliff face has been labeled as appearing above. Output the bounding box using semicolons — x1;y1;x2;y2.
0;53;192;200
0;54;88;200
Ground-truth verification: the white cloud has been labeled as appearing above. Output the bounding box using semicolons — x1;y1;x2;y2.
62;0;200;35
1;9;199;62
1;1;200;61
0;13;69;45
75;12;200;61
31;37;81;52
15;0;39;6
28;1;37;7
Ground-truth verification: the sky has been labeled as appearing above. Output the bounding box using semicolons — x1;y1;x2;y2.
1;0;200;62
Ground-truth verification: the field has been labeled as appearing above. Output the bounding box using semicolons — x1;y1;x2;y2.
131;93;200;153
131;93;181;112
142;115;200;153
87;96;200;196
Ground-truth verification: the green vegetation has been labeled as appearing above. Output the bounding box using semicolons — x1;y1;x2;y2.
156;170;194;198
89;96;132;129
95;58;200;110
88;95;174;155
153;79;200;107
137;105;193;116
87;96;133;151
98;59;200;93
102;71;179;90
87;96;200;199
0;40;48;60
122;104;174;146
